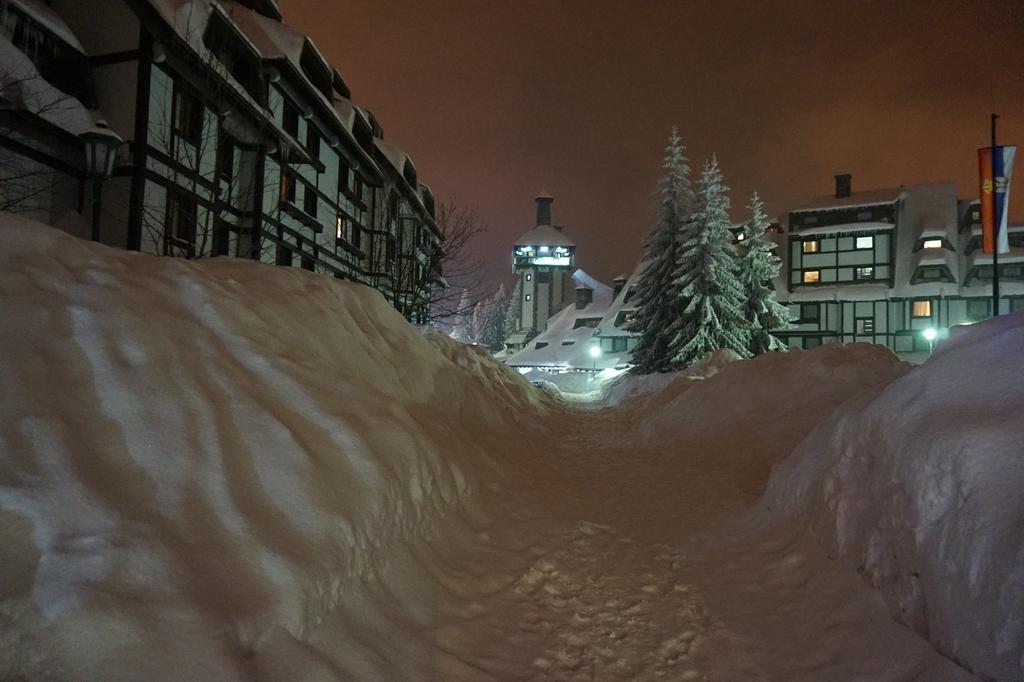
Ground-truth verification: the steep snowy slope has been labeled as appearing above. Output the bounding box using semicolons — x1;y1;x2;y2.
765;313;1024;680
0;216;548;680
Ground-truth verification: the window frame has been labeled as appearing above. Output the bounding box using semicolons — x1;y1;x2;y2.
911;300;932;318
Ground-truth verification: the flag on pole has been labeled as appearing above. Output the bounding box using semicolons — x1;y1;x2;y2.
978;145;1016;254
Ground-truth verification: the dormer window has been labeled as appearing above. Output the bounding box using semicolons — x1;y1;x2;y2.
923;239;942;249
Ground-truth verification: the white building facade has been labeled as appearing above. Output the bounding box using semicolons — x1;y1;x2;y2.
1;0;442;323
774;175;1024;354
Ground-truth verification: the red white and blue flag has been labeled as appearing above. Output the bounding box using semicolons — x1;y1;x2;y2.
978;144;1016;254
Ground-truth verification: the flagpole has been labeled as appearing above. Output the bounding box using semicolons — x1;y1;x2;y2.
991;113;1000;317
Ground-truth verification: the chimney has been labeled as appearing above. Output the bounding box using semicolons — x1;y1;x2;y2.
575;284;593;310
835;173;852;199
535;192;554;226
612;276;627;297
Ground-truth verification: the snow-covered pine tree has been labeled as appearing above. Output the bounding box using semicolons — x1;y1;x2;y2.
738;191;790;354
479;283;508;351
669;157;752;367
629;128;694;374
450;288;472;341
503;279;522;341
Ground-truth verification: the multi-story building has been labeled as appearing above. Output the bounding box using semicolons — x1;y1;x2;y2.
0;0;98;230
0;0;442;322
504;193;577;351
773;174;1024;355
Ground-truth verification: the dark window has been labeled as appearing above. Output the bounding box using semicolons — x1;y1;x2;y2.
572;318;601;329
857;211;873;221
804;336;822;349
351;224;361;250
353;174;363;201
386;235;396;264
612;337;628;352
966;299;990;320
1003;264;1024;280
275;243;292;266
303;183;317;218
282;97;299;138
301;254;315;271
212;221;230;256
306;126;320;158
1011;298;1024;313
338;161;350;194
561;341;575;346
172;81;203;146
800;303;819;322
217;134;234;182
535;341;548;349
165;192;197;255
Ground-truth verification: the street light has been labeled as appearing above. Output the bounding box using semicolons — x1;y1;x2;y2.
589;343;602;371
923;327;938;354
79;123;124;243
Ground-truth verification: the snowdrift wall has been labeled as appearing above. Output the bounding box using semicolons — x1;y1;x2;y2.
0;217;547;679
765;314;1024;680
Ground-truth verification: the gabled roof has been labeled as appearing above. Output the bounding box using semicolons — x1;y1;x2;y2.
505;270;615;369
514;224;575;247
789;187;904;214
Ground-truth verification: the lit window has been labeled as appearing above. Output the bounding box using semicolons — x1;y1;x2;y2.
336;215;343;239
855;266;874;280
526;274;533;282
855;318;874;334
912;300;932;318
802;241;819;253
736;232;746;242
802;270;820;283
923;239;942;249
856;236;874;249
525;294;532;302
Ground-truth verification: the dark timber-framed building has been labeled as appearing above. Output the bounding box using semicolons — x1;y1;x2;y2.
773;174;1024;356
1;0;442;322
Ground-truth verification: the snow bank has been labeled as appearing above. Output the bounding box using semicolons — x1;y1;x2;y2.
602;348;741;406
764;313;1024;680
0;216;546;679
630;344;909;454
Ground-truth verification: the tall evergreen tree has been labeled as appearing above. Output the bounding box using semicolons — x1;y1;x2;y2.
669;157;751;367
738;191;790;354
478;283;508;351
629;128;694;373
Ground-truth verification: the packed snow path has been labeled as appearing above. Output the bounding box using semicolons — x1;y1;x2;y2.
330;400;973;680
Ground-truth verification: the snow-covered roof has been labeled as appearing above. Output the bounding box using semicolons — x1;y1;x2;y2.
9;0;84;52
792;221;894;237
514;224;575;248
374;137;415;178
596;260;646;339
506;270;617;369
789;187;904;214
0;35;96;135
